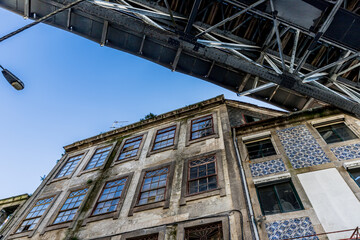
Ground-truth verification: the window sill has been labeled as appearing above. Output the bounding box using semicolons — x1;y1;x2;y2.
147;144;177;157
8;231;33;239
186;133;219;147
180;188;225;205
41;221;72;235
83;212;117;225
77;166;103;177
129;201;167;216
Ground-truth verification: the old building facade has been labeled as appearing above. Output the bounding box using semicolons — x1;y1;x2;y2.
1;95;360;240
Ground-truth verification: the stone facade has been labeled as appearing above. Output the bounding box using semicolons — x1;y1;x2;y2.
2;96;360;240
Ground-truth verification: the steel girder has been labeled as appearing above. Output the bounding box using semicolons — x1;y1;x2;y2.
1;0;360;115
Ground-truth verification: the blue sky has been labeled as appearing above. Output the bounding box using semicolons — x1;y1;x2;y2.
0;7;282;199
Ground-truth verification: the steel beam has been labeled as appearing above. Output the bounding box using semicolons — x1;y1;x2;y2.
185;0;201;33
294;0;344;74
195;0;267;37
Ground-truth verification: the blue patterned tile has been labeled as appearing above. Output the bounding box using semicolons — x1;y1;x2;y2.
265;217;318;240
250;158;286;177
277;125;330;169
330;143;360;161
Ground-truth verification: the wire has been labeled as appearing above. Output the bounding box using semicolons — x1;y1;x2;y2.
0;0;86;43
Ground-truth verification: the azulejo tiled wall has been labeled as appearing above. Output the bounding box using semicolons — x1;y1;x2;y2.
330;143;360;161
277;125;330;169
250;159;286;177
265;217;319;240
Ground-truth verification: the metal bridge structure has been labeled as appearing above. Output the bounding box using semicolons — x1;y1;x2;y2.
1;0;360;115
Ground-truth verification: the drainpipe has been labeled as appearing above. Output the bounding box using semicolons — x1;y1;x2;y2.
232;128;260;240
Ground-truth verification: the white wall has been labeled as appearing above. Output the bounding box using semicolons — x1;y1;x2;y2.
298;168;360;240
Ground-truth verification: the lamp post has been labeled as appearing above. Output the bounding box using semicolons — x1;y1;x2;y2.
0;65;24;90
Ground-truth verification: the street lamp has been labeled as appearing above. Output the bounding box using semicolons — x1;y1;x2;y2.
0;65;24;90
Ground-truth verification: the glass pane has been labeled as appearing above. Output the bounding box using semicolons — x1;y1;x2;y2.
348;168;360;187
189;181;198;194
257;186;281;215
317;123;357;144
246;139;276;160
275;183;302;212
190;167;198;179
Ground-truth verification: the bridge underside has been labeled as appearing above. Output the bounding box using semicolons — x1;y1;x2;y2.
1;0;360;114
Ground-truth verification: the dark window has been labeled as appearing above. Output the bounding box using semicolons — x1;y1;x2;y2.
191;115;214;140
153;126;176;151
348;168;360;187
118;136;143;161
316;122;357;144
85;146;112;170
55;154;83;178
257;182;303;215
92;178;128;215
245;138;276;160
128;234;159;240
16;197;54;233
185;222;223;240
188;155;217;195
53;188;88;224
244;115;261;123
138;167;169;205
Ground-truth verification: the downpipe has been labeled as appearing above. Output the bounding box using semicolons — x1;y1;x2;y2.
232;128;260;240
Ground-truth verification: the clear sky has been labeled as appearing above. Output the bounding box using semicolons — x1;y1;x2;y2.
0;7;283;199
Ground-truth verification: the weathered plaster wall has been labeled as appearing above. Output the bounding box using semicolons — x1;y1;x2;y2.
4;100;253;240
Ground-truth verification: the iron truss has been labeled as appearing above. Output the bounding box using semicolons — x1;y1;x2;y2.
1;0;360;115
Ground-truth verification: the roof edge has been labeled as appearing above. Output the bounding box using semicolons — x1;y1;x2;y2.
64;95;225;151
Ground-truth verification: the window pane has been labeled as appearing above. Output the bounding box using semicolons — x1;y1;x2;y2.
128;233;159;240
275;183;302;212
118;136;143;161
188;155;217;194
349;168;360;187
153;126;176;151
55;155;83;178
244;115;261;123
191;116;214;140
257;186;281;215
138;167;169;205
317;123;357;144
53;189;88;224
93;178;127;215
246;139;276;160
16;197;54;233
85;146;112;170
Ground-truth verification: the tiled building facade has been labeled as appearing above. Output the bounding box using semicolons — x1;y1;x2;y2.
1;95;360;240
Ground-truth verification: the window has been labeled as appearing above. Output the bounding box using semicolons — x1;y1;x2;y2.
85;145;112;170
92;177;128;215
53;188;88;224
245;138;276;160
316;122;357;144
257;182;303;215
118;136;143;161
138;167;169;205
128;234;159;240
188;155;217;195
185;222;223;240
152;126;176;151
15;197;54;233
244;115;261;123
348;168;360;187
0;206;19;230
190;115;214;140
55;154;83;178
